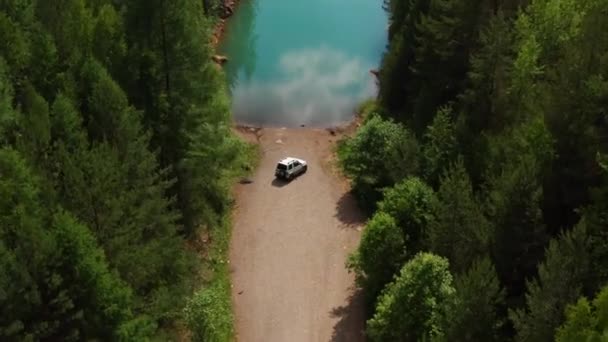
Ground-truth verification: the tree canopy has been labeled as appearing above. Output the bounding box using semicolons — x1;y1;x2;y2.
0;0;247;338
339;0;608;340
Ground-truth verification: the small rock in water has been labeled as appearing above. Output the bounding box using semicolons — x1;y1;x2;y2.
300;124;306;127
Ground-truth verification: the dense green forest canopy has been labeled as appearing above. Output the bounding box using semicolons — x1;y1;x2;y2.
0;0;248;340
340;0;608;340
3;0;608;340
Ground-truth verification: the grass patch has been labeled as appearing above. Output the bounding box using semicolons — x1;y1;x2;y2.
184;218;235;342
239;141;261;175
357;98;379;121
183;139;259;342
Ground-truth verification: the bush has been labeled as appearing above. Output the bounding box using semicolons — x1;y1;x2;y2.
378;177;436;254
349;212;406;303
357;98;381;120
367;252;455;341
338;114;419;212
184;281;234;342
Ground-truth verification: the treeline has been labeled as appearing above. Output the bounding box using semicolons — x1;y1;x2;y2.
0;0;249;340
340;0;608;340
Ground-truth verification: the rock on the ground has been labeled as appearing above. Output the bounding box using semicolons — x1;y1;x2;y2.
220;4;234;18
212;55;229;64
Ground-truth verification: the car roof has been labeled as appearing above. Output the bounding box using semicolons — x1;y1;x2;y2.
278;157;301;164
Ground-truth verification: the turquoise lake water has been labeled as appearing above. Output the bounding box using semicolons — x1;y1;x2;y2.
218;0;388;127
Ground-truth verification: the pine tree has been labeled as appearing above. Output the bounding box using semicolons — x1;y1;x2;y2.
55;60;195;318
16;83;51;164
0;147;148;340
34;0;92;68
422;106;458;187
511;222;590;342
91;4;126;73
0;0;249;337
555;285;608;342
428;158;492;273
0;58;16;144
0;10;31;77
441;258;505;341
121;0;245;235
379;0;428;119
482;118;553;300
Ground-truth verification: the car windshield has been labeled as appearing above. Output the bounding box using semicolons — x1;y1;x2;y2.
277;163;287;170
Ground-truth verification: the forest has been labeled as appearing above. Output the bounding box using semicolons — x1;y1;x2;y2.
0;0;251;340
339;0;608;340
3;0;608;340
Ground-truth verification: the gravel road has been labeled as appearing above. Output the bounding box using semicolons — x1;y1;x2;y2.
229;127;365;342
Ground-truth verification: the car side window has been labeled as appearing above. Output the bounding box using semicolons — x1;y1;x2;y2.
288;163;293;170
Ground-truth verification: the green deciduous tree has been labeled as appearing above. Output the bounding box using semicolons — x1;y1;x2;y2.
378;176;436;254
365;0;608;341
184;281;234;342
367;252;455;341
348;212;405;303
338;114;420;211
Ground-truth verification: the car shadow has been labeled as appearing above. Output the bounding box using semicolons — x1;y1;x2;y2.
271;178;290;188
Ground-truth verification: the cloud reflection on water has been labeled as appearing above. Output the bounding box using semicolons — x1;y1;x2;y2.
231;46;377;127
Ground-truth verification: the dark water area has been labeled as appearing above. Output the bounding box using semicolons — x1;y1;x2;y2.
218;0;388;127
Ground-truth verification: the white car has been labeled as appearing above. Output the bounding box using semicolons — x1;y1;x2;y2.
275;157;307;180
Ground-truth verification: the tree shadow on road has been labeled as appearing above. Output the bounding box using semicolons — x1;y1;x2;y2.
335;192;365;229
330;288;366;342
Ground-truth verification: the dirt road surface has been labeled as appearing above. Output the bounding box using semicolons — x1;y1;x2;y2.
230;127;365;342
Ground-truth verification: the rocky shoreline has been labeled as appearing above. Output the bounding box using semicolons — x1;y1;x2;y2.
211;0;238;48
